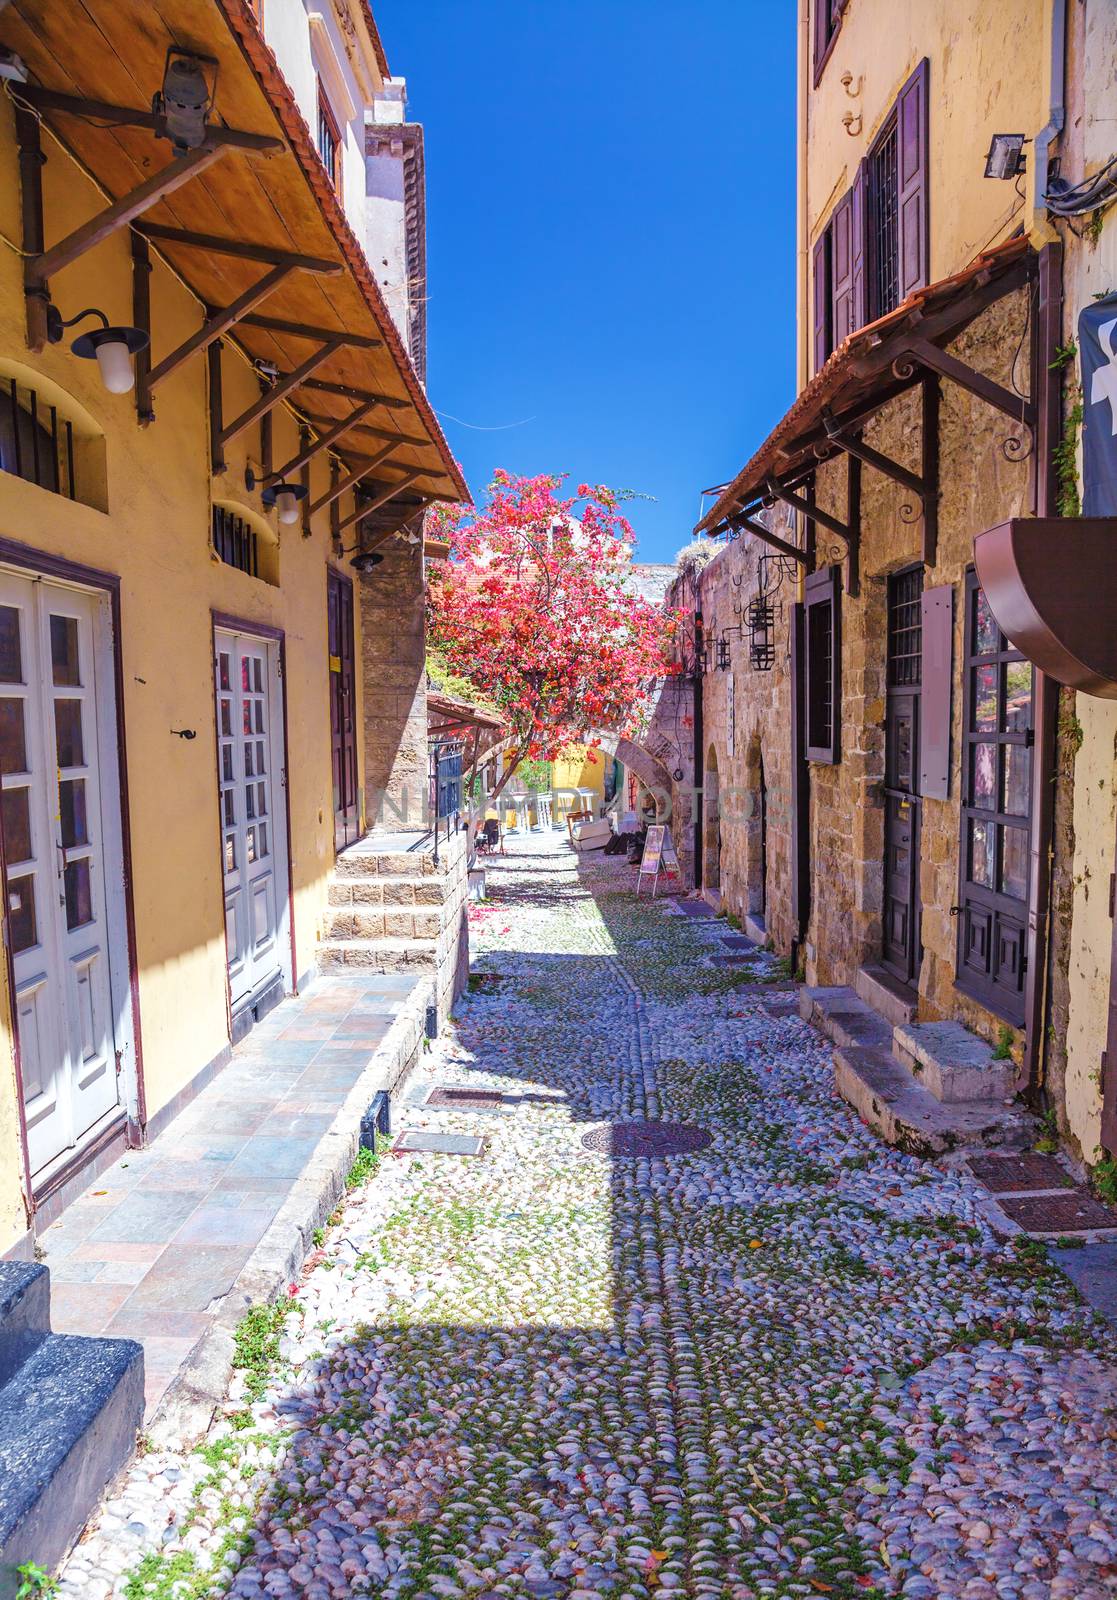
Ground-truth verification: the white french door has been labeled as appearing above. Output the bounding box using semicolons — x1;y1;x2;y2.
214;628;289;1013
0;572;123;1179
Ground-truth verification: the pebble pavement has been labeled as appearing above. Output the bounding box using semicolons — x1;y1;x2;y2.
60;833;1117;1600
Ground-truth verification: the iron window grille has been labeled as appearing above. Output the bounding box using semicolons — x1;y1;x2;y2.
316;82;342;193
212;505;260;579
1;376;76;500
804;565;841;763
887;565;923;687
870;118;900;319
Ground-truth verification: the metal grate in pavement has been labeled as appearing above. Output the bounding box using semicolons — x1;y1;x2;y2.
582;1121;712;1158
427;1087;509;1108
394;1131;486;1157
966;1153;1074;1193
997;1192;1117;1234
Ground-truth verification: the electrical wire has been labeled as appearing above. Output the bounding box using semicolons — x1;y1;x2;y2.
1044;152;1117;217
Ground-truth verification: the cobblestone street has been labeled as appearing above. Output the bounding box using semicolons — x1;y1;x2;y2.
68;834;1117;1600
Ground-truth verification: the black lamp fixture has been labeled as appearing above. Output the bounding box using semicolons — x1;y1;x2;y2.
261;481;308;527
153;48;217;153
984;134;1027;180
46;305;149;394
351;550;384;573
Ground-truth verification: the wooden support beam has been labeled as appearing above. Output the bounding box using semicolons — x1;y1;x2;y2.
334;473;427;536
299;429;311;540
11;85;285;155
721;513;807;564
298;411;429;450
308;444;397;516
146;264;295;394
208;340;225;473
300;376;409;410
131;231;154;422
15;106;48;351
137;223;342;276
218;341;342;446
921;375;940;566
822;410;927;498
764;475;855;547
239;313;381;348
31;146;228;287
845;454;861;599
267;399;379;483
903;337;1036;428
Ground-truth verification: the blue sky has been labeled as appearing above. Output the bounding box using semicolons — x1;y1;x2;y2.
376;1;798;564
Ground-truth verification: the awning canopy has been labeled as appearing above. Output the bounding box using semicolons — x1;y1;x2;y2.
697;237;1036;583
427;691;504;740
0;0;468;526
975;517;1117;699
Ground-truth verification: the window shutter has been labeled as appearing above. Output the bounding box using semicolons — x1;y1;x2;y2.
813;0;831;75
804;564;842;764
919;583;954;799
896;58;929;299
850;160;868;335
812;233;831;375
831;191;854;347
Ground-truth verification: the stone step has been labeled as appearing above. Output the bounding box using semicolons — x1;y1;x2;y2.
833;1044;1032;1159
0;1323;143;1584
0;1263;49;1390
318;937;439;975
332;850;438;881
855;964;917;1028
798;986;893;1053
327;875;448;908
323;906;443;941
892;1021;1015;1104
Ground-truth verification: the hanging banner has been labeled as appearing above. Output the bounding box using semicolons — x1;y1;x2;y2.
1078;292;1117;516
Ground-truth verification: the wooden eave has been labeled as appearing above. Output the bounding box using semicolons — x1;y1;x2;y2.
698;236;1034;540
0;0;467;503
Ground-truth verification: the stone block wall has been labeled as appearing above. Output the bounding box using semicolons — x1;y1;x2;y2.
358;539;429;830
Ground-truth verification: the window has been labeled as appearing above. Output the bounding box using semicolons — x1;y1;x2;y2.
811;59;929;372
813;0;848;83
316;81;342;194
804;565;841;764
213;505;259;579
956;571;1033;1024
1;377;76;500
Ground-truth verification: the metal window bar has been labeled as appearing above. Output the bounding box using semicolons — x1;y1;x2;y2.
808;600;833;749
317;106;338;186
888;567;923;687
1;377;75;499
872;120;899;318
212;505;260;578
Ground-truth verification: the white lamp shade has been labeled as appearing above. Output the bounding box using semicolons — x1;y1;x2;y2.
274;487;300;525
93;338;136;394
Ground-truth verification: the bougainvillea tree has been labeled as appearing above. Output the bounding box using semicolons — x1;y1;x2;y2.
427;471;678;801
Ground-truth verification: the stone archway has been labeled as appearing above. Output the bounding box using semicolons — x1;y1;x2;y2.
744;735;767;920
703;745;721;894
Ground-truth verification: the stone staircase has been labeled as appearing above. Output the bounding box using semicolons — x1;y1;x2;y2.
319;828;469;1019
0;1261;143;1595
801;973;1032;1158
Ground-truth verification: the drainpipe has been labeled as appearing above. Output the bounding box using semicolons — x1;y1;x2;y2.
692;605;704;890
1031;0;1067;243
796;0;811;392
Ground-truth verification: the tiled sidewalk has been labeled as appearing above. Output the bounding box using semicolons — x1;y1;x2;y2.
39;972;422;1414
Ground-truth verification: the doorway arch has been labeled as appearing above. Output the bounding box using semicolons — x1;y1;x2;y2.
703;745;721;893
745;736;767;920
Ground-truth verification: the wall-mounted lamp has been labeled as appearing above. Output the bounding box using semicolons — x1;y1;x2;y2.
351;550;384;573
46;305;149;394
262;481;307;526
153;48;217;154
984;134;1027;180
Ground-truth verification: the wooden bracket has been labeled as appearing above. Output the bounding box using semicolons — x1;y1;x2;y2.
822;409;926;498
308;444;398;516
29;145;228;297
921;375;940;565
146;263;296;396
239;313;380;349
902;337;1035;429
845;454;861;599
726;512;807;565
136;223;342;276
218;341;343;447
300;376;409;411
267;399;380;484
131;231;154;424
208;340;225;474
335;471;426;536
764;474;856;549
298;411;430;451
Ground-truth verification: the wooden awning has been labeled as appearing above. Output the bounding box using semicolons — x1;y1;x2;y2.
696;237;1036;584
0;0;467;513
974;517;1117;699
427;691;504;738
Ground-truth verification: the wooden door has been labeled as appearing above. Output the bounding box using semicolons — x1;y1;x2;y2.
327;569;359;851
215;628;286;1015
0;574;120;1178
882;567;923;986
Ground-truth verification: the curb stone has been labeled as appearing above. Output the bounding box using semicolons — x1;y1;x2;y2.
144;974;433;1451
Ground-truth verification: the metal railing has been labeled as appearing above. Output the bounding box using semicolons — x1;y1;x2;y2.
429;738;463;862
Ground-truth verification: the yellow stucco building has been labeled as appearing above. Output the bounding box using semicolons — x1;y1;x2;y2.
0;0;465;1256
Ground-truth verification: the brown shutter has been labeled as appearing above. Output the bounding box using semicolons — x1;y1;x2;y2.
850;160;868;335
919;582;954;799
813;0;831;75
804;565;842;764
831;191;854;347
897;57;929;299
812;232;830;375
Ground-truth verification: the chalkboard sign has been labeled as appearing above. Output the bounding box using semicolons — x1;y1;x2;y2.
637;825;679;897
